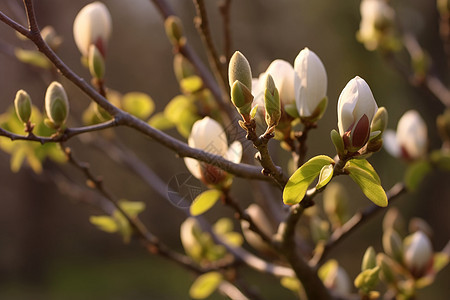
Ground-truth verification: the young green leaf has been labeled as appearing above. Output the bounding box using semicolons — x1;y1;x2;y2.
180;76;203;93
190;189;222;216
404;160;432;192
344;159;387;207
283;155;334;205
316;164;334;190
122;92;155;120
354;266;380;293
189;272;223;299
90;216;118;233
148;112;175;130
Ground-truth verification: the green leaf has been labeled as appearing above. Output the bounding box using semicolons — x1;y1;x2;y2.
404;160;432;192
283;155;334;205
180;75;203;93
90;216;119;233
316;164;334;190
213;218;233;235
344;159;387;207
10;145;27;173
164;95;199;138
189;272;223;299
119;200;146;217
15;48;52;69
250;104;258;119
280;277;301;292
221;232;243;247
190;189;222;216
430;150;450;171
148;112;175;130
432;252;449;273
122;92;155;120
354;267;380;292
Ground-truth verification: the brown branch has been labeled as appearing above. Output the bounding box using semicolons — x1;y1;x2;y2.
242;119;288;188
0;2;274;184
219;0;232;64
295;123;315;167
0;119;118;144
192;0;228;95
222;190;274;247
310;182;407;267
148;0;237;124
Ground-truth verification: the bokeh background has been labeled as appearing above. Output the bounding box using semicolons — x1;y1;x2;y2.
0;0;449;299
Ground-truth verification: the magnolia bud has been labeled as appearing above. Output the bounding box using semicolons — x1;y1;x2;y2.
382;228;403;263
262;59;295;106
362;246;377;271
73;2;112;57
88;44;105;79
45;81;69;128
370;107;388;135
337;76;378;153
164;16;185;46
403;231;433;277
384;110;427;160
228;51;252;91
14;89;32;124
264;74;281;129
357;0;395;51
173;54;196;81
184;117;242;187
41;26;62;50
231;80;253;120
294;48;328;122
180;217;203;261
377;253;396;284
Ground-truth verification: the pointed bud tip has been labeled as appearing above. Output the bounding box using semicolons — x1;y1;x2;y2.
228;51;252;91
14;89;32;124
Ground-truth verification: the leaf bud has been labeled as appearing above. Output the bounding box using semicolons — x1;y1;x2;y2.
361;246;377;271
264;74;281;129
165;16;186;47
228;51;252;91
231;80;253;120
382;228;404;263
173;54;196;81
14;89;32;124
88;44;105;79
45;81;69;128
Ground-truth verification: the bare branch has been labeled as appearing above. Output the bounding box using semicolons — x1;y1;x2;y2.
218;0;232;64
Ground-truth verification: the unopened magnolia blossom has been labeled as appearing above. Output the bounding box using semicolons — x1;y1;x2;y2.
338;76;378;152
404;231;433;277
73;2;112;57
384;110;427;160
294;48;327;120
184;117;242;186
357;0;395;50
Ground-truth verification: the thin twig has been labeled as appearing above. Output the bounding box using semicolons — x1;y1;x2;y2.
0;119;118;144
295;124;315;167
192;0;228;95
0;2;273;184
310;182;407;266
222;190;274;247
218;0;232;64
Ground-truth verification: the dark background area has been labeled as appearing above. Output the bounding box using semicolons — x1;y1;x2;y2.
0;0;449;299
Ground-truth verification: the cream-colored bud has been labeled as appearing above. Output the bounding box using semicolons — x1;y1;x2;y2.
164;16;185;46
45;81;69;127
228;51;252;91
14;89;32;124
73;2;112;57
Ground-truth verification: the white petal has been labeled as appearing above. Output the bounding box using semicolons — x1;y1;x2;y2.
225;141;242;164
396;110;427;159
337;77;359;134
189;117;228;157
383;129;401;157
73;2;112;56
184;157;202;180
265;59;295;105
294;48;327;117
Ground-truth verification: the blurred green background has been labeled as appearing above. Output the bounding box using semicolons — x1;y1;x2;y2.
0;0;449;299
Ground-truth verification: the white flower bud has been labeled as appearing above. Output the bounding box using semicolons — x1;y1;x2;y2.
294;48;327;119
384;110;427;160
261;59;295;106
184;117;242;185
45;81;69;128
73;2;112;57
404;231;433;277
357;0;395;51
337;76;378;152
